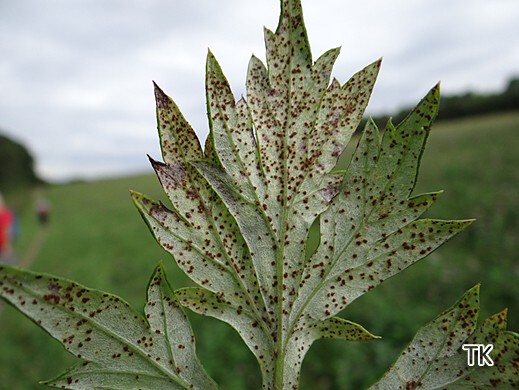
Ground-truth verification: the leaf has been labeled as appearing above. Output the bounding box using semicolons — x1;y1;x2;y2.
0;263;216;389
132;0;476;388
1;0;516;388
370;285;519;389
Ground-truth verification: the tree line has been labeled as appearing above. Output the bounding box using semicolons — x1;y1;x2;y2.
0;77;518;191
369;77;519;128
0;133;42;193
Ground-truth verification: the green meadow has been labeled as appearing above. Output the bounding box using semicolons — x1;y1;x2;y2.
1;112;518;389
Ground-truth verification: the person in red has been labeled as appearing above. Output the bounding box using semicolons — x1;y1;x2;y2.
0;192;14;262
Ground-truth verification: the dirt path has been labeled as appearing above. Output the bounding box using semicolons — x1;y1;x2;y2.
18;226;49;268
0;226;49;316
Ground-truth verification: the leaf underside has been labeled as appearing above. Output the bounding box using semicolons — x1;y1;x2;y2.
0;263;216;389
371;285;519;389
132;0;477;388
1;0;517;389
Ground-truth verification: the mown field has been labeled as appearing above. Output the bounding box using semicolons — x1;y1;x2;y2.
1;112;518;389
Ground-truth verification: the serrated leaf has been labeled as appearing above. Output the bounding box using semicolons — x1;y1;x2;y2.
176;287;273;368
370;285;519;389
309;316;380;342
135;1;478;388
0;263;216;389
458;311;519;388
289;86;472;321
1;0;517;389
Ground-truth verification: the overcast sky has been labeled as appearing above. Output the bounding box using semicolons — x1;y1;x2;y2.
1;0;518;182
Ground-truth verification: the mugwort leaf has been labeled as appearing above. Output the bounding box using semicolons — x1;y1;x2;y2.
133;1;475;387
371;285;519;389
0;263;216;389
2;0;516;389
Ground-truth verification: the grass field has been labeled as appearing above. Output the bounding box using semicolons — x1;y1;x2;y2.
1;112;518;389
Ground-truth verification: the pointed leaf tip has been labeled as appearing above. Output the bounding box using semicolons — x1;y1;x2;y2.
0;264;217;389
147;154;166;169
153;82;170;109
371;284;519;389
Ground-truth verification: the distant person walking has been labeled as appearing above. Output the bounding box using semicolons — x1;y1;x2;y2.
36;196;50;225
0;192;15;263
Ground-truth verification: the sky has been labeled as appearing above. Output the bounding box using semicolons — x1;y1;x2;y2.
1;0;518;182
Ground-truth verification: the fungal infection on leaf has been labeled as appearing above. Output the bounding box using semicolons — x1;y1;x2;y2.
1;0;517;389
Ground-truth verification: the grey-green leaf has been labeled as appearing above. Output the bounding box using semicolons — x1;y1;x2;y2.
1;0;516;389
0;263;216;389
370;285;519;389
137;1;480;388
176;287;273;366
309;316;380;342
290;85;472;323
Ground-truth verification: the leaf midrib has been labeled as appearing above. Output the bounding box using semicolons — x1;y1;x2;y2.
208;73;291;339
412;306;475;388
9;275;191;389
287;121;426;333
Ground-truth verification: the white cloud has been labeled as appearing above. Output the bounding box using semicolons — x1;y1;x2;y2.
0;0;518;181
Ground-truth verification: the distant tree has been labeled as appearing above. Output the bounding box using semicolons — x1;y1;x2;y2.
367;76;519;130
501;77;519;109
0;132;42;191
505;78;519;94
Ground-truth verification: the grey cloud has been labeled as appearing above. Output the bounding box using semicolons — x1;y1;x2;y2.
0;0;518;181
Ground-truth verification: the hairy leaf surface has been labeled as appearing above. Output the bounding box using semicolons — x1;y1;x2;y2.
0;263;216;389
